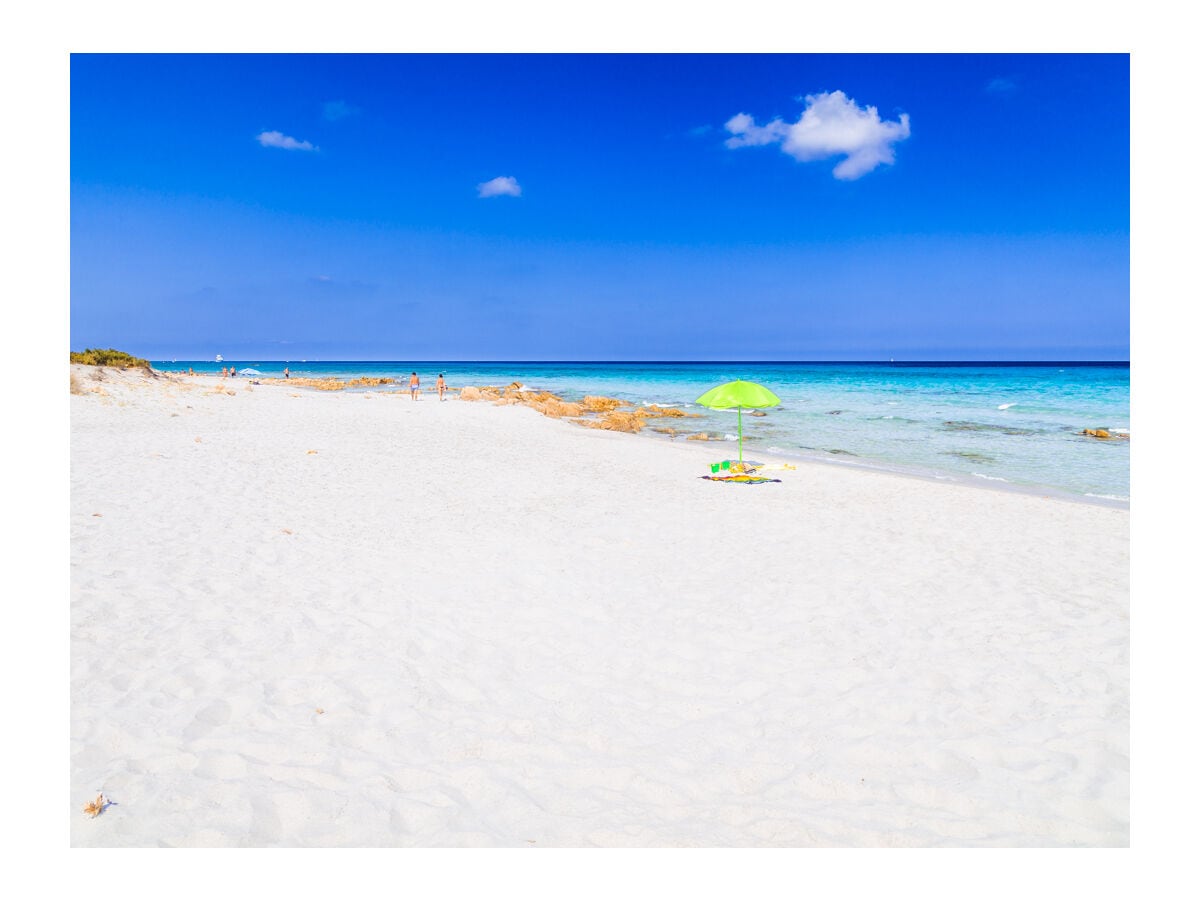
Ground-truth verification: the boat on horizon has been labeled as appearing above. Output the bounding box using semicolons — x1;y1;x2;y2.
215;354;223;362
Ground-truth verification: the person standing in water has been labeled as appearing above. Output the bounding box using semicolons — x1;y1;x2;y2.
436;373;446;401
409;371;420;400
284;367;290;379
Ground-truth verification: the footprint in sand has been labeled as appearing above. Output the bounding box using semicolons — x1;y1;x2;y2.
249;795;284;844
193;751;248;780
183;699;232;740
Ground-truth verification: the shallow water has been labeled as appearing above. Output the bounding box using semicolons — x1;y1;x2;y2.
159;361;1130;502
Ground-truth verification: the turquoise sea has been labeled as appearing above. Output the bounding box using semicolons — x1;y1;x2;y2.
156;361;1130;504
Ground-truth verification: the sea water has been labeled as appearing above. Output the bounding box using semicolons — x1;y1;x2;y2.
157;361;1130;504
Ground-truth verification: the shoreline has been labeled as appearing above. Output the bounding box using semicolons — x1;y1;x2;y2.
154;367;1127;509
607;420;1130;509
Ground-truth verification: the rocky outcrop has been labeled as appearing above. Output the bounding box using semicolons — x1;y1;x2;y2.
634;405;697;419
527;398;584;418
581;396;631;413
261;376;394;391
458;384;695;435
458;386;503;401
582;411;644;433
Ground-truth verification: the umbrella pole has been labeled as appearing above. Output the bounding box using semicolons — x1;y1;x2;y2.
738;406;743;464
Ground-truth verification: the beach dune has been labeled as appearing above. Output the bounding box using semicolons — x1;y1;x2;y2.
70;366;1129;847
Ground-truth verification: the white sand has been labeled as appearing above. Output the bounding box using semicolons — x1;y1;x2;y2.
69;366;1128;847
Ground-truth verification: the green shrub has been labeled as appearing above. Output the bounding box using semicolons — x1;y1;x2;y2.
70;348;151;368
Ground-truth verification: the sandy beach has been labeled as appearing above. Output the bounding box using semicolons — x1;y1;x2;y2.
69;365;1129;847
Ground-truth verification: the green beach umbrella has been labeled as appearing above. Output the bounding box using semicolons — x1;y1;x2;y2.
695;379;781;464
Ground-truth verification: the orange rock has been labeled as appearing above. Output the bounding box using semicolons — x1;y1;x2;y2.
584;411;644;433
635;405;688;418
529;398;583;418
581;396;630;413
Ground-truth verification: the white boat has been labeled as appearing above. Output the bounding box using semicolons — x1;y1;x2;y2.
215;354;223;362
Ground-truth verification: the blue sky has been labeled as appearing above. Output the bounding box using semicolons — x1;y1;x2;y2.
70;53;1129;361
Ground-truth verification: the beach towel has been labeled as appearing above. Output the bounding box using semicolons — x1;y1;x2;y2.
700;474;781;485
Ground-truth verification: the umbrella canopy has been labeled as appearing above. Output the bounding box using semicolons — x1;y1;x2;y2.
695;379;781;463
695;380;781;410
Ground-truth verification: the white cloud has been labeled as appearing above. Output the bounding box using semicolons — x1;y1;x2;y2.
724;112;789;147
725;90;911;180
256;130;316;151
477;176;522;198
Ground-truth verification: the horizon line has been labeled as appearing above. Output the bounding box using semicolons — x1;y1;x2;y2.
143;358;1131;366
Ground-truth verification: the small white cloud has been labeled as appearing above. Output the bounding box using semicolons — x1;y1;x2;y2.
725;90;910;180
323;100;359;121
256;130;317;151
724;112;789;148
477;176;522;198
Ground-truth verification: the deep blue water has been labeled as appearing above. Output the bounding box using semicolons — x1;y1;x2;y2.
155;360;1130;502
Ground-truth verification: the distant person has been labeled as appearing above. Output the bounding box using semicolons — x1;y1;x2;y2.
221;367;228;377
409;372;420;400
188;367;195;376
436;373;447;401
229;367;237;377
284;367;290;379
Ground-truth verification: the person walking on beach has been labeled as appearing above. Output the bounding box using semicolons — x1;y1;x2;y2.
409;371;420;400
436;373;446;401
284;367;290;379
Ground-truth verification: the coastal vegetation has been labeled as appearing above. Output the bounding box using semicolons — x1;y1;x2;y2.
70;348;150;368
